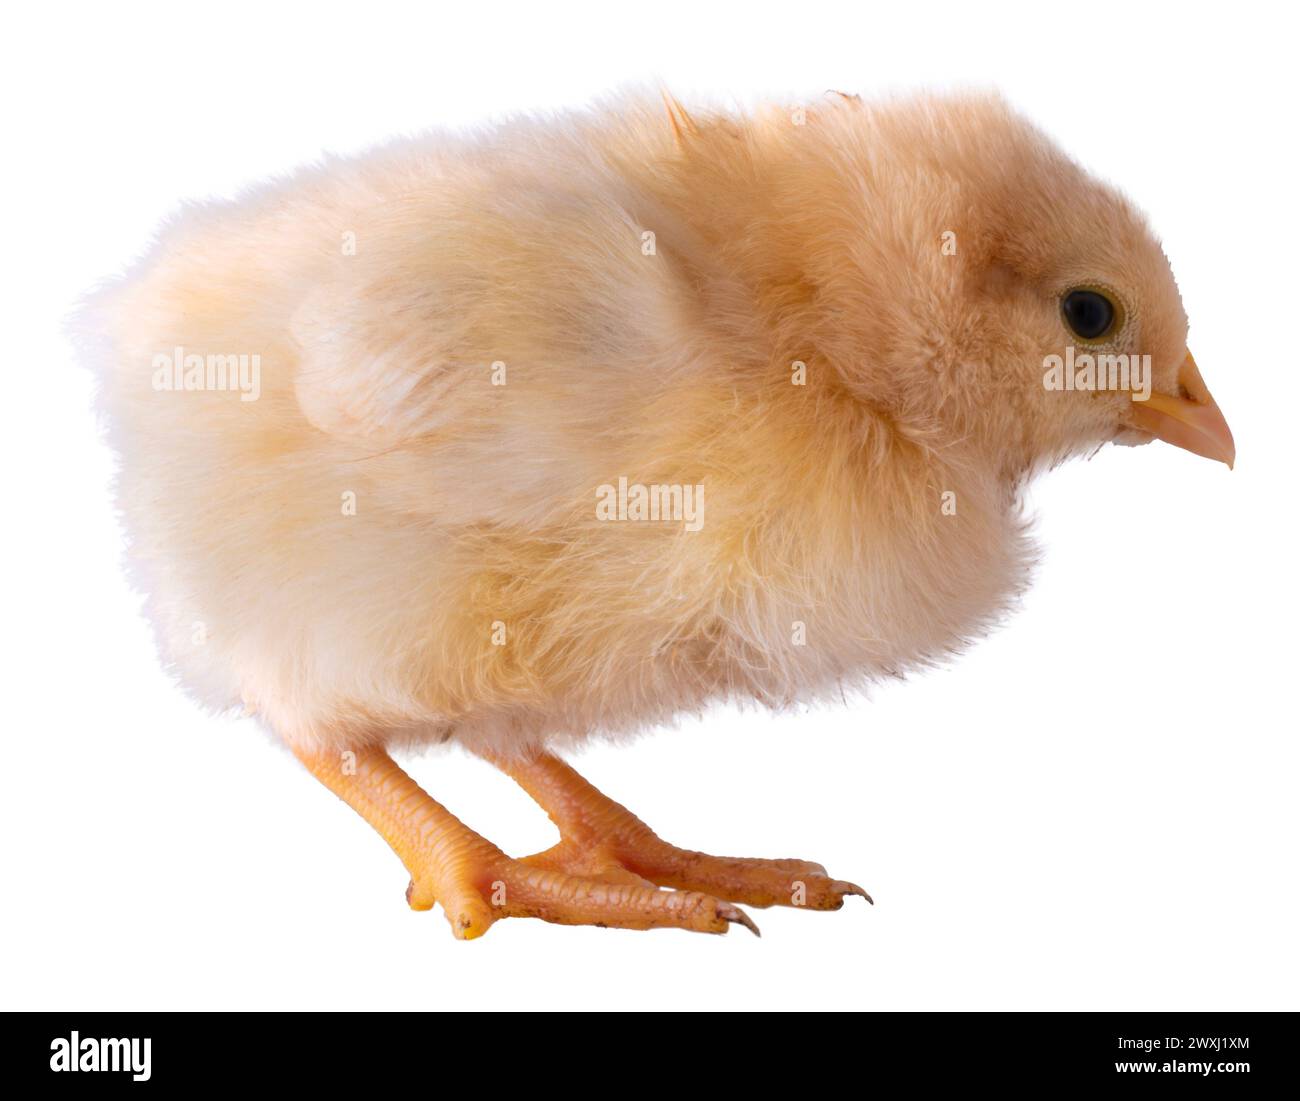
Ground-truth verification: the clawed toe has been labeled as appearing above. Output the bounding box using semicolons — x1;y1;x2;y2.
721;904;762;937
835;880;874;905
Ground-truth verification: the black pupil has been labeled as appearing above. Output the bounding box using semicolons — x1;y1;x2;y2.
1062;289;1115;340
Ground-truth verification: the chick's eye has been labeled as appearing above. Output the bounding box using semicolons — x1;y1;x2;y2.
1061;288;1117;341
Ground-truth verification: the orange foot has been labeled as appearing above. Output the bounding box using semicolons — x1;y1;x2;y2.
495;752;872;914
295;745;758;939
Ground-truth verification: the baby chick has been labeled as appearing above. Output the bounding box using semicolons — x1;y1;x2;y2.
83;91;1233;939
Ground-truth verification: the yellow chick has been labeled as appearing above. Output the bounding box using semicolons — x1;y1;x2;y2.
82;91;1233;939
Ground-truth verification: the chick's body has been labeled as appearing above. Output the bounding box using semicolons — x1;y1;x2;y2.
93;96;1031;757
86;93;1231;937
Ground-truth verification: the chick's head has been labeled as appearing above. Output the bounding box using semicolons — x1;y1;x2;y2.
748;94;1234;476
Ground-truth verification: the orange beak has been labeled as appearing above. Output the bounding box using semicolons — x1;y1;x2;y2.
1131;351;1236;468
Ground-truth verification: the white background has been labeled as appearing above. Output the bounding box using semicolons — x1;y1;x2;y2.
3;1;1297;1011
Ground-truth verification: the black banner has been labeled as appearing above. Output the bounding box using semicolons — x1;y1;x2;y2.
3;1012;1293;1089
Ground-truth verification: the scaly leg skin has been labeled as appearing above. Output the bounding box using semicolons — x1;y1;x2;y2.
489;751;872;913
293;745;758;939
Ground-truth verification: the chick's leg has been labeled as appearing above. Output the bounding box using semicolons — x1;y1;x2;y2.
293;745;757;939
492;752;871;911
